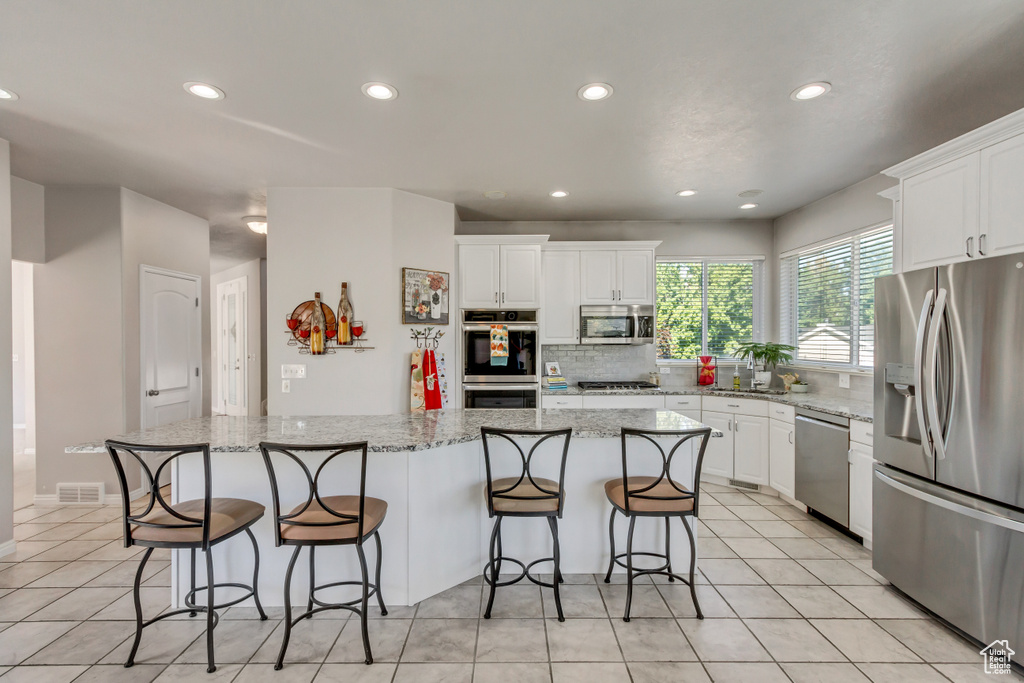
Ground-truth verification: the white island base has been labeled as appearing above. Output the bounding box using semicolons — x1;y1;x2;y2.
168;432;702;609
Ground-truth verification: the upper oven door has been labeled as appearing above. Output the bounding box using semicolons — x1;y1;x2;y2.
462;324;539;382
580;306;634;344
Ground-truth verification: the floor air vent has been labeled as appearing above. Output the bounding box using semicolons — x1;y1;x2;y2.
728;479;759;491
56;483;105;505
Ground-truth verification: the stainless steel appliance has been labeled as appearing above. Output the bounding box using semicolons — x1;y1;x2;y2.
579;305;654;345
462;310;540;409
873;251;1024;656
794;408;850;527
577;380;660;391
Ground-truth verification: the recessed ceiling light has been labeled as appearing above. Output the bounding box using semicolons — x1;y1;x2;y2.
362;82;398;100
739;203;758;210
244;216;267;235
791;81;831;101
549;190;568;198
577;83;613;101
483;191;508;200
0;88;19;101
676;189;697;197
183;81;225;100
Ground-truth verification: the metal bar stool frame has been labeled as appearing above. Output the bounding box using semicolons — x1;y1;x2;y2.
481;426;572;622
105;440;267;674
260;441;387;668
602;426;712;621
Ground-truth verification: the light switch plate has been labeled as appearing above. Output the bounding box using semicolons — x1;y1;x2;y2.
281;379;291;393
281;364;306;379
660;367;671;374
839;373;851;389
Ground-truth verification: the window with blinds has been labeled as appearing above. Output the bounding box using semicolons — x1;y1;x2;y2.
656;259;762;360
779;225;893;367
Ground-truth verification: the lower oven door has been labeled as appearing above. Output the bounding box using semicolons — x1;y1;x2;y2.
464;384;538;409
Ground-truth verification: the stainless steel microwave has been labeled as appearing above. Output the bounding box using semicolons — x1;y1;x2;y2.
580;304;655;345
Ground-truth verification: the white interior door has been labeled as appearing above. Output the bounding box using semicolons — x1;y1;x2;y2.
217;277;247;416
141;267;202;429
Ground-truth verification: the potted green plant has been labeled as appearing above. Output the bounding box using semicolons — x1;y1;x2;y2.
730;341;796;389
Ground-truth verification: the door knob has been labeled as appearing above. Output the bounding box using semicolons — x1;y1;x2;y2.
147;389;160;397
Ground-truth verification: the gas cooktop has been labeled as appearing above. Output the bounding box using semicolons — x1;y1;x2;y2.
577;381;660;391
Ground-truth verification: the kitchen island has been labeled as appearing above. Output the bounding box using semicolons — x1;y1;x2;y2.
70;409;714;608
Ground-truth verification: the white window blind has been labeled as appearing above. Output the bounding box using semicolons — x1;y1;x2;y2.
657;259;762;360
780;226;893;367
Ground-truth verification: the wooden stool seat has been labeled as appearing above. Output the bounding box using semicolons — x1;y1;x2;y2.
280;496;388;542
604;477;695;514
491;477;561;514
132;498;265;545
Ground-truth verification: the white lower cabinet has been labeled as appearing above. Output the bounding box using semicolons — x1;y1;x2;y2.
733;415;770;486
848;440;875;545
581;395;665;410
768;419;795;499
699;411;735;479
541;395;584;410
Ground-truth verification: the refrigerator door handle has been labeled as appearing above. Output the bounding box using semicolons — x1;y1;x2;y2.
925;288;948;461
914;289;935;459
876;468;1024;534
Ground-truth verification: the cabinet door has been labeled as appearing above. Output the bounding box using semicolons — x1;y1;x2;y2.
617;250;655;304
499;244;541;308
581;395;666;410
699;411;734;480
980;133;1024;257
580;250;618;304
459;244;501;308
901;153;980;270
769;419;795;499
734;415;770;486
848;442;875;543
541;251;580;344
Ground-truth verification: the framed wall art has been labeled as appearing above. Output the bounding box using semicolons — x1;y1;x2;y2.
402;268;449;324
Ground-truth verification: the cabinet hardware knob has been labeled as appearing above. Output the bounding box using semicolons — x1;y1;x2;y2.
147;389;160;397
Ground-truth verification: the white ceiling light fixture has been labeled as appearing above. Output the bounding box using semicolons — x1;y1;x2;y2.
362;82;398;100
0;87;19;101
739;203;758;210
790;81;832;101
549;190;568;198
244;216;268;235
183;81;225;100
577;83;613;101
676;189;697;197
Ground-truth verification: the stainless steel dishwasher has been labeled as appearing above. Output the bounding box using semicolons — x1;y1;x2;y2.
794;408;851;527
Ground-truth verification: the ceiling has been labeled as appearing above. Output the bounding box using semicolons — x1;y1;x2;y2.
2;0;1024;267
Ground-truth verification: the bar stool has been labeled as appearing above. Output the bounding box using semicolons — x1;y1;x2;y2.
105;440;267;673
602;426;712;621
481;426;572;621
260;441;387;668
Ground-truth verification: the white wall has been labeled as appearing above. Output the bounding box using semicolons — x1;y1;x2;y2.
211;259;264;416
12;261;35;452
34;188;125;498
0;140;14;552
120;188;211;432
11;176;44;264
267;188;456;416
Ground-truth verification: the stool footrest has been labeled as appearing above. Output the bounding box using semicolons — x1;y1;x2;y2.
485;556;561;589
184;582;259;612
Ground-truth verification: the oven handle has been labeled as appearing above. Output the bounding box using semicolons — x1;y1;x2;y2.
463;324;538;332
463;384;539;391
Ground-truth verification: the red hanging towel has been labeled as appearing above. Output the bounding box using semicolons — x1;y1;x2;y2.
422;349;443;411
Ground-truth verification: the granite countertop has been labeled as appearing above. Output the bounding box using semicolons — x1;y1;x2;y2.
67;409;721;454
543;386;872;422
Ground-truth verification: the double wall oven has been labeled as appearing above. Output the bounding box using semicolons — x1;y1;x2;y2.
462;310;539;409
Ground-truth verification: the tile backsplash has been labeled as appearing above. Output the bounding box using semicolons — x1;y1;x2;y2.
542;344;873;404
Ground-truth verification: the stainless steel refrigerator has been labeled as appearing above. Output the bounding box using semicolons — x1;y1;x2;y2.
873;251;1024;654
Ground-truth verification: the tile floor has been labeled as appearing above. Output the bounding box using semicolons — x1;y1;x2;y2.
0;483;1019;682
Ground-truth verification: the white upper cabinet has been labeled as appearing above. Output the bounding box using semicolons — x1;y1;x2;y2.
459;244;502;308
617;250;655;304
980;133;1024;257
579;248;655;305
499;244;542;308
901;153;980;270
541;250;581;344
580;250;618;304
457;238;545;309
885;109;1024;270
